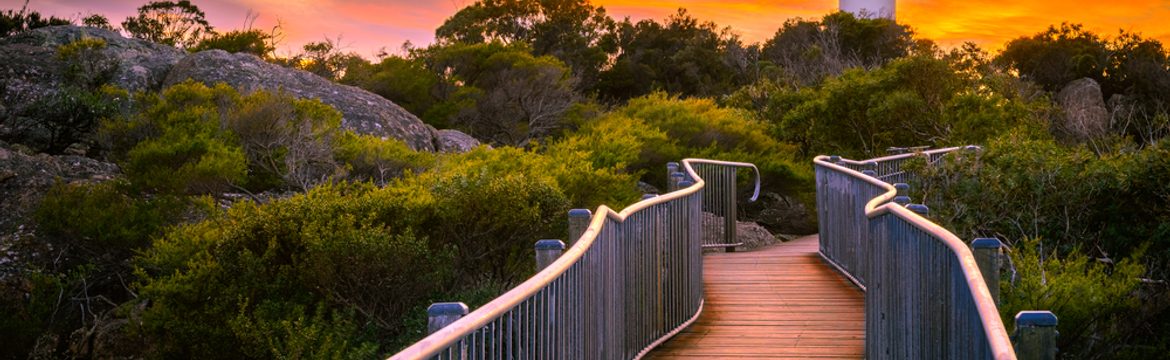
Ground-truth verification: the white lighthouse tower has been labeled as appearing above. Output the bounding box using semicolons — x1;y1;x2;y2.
840;0;895;20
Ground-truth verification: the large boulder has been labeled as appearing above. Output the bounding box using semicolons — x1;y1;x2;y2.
1;26;185;152
164;50;439;151
1056;77;1110;142
435;129;482;153
0;25;184;96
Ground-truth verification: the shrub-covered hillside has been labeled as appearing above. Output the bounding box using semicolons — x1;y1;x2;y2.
1;0;1169;358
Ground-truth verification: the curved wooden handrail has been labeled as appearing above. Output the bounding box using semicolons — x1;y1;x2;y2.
814;154;1015;360
390;158;760;359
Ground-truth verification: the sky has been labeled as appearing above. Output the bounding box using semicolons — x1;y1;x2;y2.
6;0;1170;58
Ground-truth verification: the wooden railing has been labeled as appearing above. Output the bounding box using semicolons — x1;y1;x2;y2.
816;148;1057;360
389;159;759;360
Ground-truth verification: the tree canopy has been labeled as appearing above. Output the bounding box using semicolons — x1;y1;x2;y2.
121;0;213;49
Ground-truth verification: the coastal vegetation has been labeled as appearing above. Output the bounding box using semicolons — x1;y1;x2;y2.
1;0;1167;358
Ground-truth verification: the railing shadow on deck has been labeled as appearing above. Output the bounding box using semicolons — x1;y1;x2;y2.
816;147;1054;360
389;159;759;360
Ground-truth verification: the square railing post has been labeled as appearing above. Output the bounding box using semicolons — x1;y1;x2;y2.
1014;311;1058;360
568;209;592;246
971;238;1003;304
535;239;565;271
669;172;685;192
427;302;469;334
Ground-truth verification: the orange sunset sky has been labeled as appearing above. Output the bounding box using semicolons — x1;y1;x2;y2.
7;0;1170;58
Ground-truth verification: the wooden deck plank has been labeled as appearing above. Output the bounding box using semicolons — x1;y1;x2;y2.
647;235;864;359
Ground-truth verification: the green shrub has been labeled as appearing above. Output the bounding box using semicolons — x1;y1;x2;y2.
103;81;352;193
0;181;190;358
134;182;449;358
755;56;1048;158
333;132;435;185
549;92;811;196
913;134;1170;358
3;85;125;154
103;81;246;193
57;36;118;89
192;29;275;58
227;89;345;190
1000;237;1145;357
0;271;74;358
36;181;185;268
130;142;641;356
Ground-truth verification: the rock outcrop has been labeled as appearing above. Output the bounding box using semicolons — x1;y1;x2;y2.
435;129;482;153
1056;77;1110;142
164;50;439;151
744;191;817;236
0;26;184;96
0;142;119;235
701;212;781;252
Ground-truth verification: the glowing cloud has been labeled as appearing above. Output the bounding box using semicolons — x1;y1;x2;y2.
8;0;1170;56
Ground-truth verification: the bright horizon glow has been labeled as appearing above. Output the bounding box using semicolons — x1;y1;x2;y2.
5;0;1169;58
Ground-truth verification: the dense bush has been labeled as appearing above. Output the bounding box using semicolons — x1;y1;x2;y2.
3;85;124;154
131;144;638;357
101;81;249;193
191;29;275;58
0;181;189;358
134;182;435;358
745;55;1048;158
57;36;118;89
909;134;1170;357
550;92;810;196
334;132;436;185
760;11;915;87
101;81;351;193
1000;237;1147;358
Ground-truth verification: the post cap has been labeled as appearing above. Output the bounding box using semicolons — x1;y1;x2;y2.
535;239;565;251
568;208;592;218
670;171;685;179
678;180;694;187
865;161;878;169
428;302;469;317
972;238;1003;249
964;145;983;152
642;193;658;200
829;155;841;163
667;161;679;168
893;195;911;205
907;203;929;215
894;183;910;191
862;170;877;177
1015;311;1058;327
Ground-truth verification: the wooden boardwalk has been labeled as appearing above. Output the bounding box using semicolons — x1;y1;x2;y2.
648;235;865;359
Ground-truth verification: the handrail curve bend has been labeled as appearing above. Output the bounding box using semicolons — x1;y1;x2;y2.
390;158;758;360
815;150;1014;360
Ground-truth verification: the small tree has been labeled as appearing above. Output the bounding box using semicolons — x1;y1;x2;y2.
81;13;116;31
193;29;274;58
121;0;212;49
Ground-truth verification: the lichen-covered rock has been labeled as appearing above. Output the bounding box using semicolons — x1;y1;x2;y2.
164;50;439;151
1056;77;1110;142
0;25;184;96
435;129;482;153
0;143;120;235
